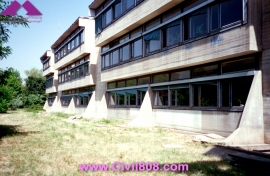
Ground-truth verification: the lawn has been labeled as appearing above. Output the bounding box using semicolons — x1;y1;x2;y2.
0;110;246;176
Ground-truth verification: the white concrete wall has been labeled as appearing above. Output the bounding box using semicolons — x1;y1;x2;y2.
107;108;140;122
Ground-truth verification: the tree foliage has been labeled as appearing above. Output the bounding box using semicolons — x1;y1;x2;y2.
0;0;29;60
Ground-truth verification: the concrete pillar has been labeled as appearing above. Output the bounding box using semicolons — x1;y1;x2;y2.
82;92;96;119
225;71;264;146
128;85;155;127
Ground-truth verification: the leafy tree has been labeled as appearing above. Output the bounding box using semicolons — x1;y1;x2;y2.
0;68;22;112
0;0;29;60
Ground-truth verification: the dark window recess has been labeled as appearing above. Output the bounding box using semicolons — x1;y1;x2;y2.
132;39;142;58
171;88;189;106
171;70;191;81
126;79;137;87
231;77;252;106
120;45;130;61
221;80;230;107
111;49;119;65
193;64;219;78
111;92;125;105
153;73;169;83
222;58;256;74
220;0;242;27
163;20;181;47
114;1;122;19
138;76;150;85
153;90;168;106
108;82;116;89
210;4;219;30
194;82;217;107
184;7;207;39
138;90;146;105
104;8;113;26
117;81;125;88
126;91;136;105
144;30;161;54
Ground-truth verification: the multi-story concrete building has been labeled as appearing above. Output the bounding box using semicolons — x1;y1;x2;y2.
43;17;98;115
88;0;270;146
42;0;270;146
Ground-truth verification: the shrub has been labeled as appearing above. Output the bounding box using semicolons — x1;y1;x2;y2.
9;96;23;110
25;104;44;113
0;85;13;113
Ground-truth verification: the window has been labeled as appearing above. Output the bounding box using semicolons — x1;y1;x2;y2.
131;39;142;58
193;82;217;107
48;97;55;106
138;76;150;85
137;89;147;105
104;8;112;26
153;88;168;106
183;0;207;12
96;15;102;34
144;30;161;54
220;0;242;27
171;85;189;106
75;95;90;107
61;96;72;106
171;70;190;81
126;79;136;87
222;57;256;74
104;54;110;67
210;4;219;31
84;64;89;75
130;27;142;39
111;49;119;65
80;31;84;43
184;8;207;39
46;77;53;88
122;0;135;12
114;1;122;19
163;20;181;47
120;44;130;61
110;92;125;105
117;81;125;88
108;82;116;89
193;64;219;78
126;90;136;105
153;73;169;83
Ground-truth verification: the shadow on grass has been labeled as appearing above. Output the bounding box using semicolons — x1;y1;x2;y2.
0;125;40;139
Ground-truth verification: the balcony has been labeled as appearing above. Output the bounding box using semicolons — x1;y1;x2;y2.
43;66;54;77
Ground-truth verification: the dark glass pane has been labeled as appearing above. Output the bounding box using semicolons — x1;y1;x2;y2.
126;79;136;87
110;92;116;105
153;73;169;83
105;8;112;26
104;54;110;67
126;0;135;9
126;93;136;105
211;4;219;30
84;64;89;75
145;30;161;54
114;2;122;19
193;65;219;78
138;76;150;85
80;31;84;43
130;27;142;39
222;81;230;107
194;84;217;106
112;50;119;65
117;81;125;88
154;90;168;106
232;77;252;106
117;93;125;105
132;39;142;58
222;58;256;74
221;0;242;26
138;90;146;105
120;45;130;61
164;25;181;47
171;70;190;81
188;8;207;38
171;88;189;106
108;82;116;89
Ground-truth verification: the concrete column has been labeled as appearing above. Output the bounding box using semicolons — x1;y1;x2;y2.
225;71;264;146
128;85;155;127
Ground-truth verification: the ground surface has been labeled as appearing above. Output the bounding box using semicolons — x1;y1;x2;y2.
0;110;246;176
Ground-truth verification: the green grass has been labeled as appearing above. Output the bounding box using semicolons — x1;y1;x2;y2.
0;110;246;176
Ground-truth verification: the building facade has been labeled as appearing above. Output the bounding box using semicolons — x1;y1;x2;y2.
43;17;99;115
42;0;270;145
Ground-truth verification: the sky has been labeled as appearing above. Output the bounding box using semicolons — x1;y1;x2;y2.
0;0;94;79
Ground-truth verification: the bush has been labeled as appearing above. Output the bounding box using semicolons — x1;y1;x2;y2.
9;96;23;110
23;94;46;108
25;104;44;113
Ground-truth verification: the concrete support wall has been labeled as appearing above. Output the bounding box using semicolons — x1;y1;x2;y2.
262;0;270;144
225;71;264;145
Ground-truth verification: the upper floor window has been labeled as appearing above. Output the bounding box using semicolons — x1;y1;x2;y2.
46;75;54;88
54;28;85;63
43;57;50;71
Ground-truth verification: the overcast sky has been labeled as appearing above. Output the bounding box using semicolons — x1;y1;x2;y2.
0;0;93;78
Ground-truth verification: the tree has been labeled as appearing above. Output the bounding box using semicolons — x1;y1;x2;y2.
0;0;29;60
0;67;22;112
